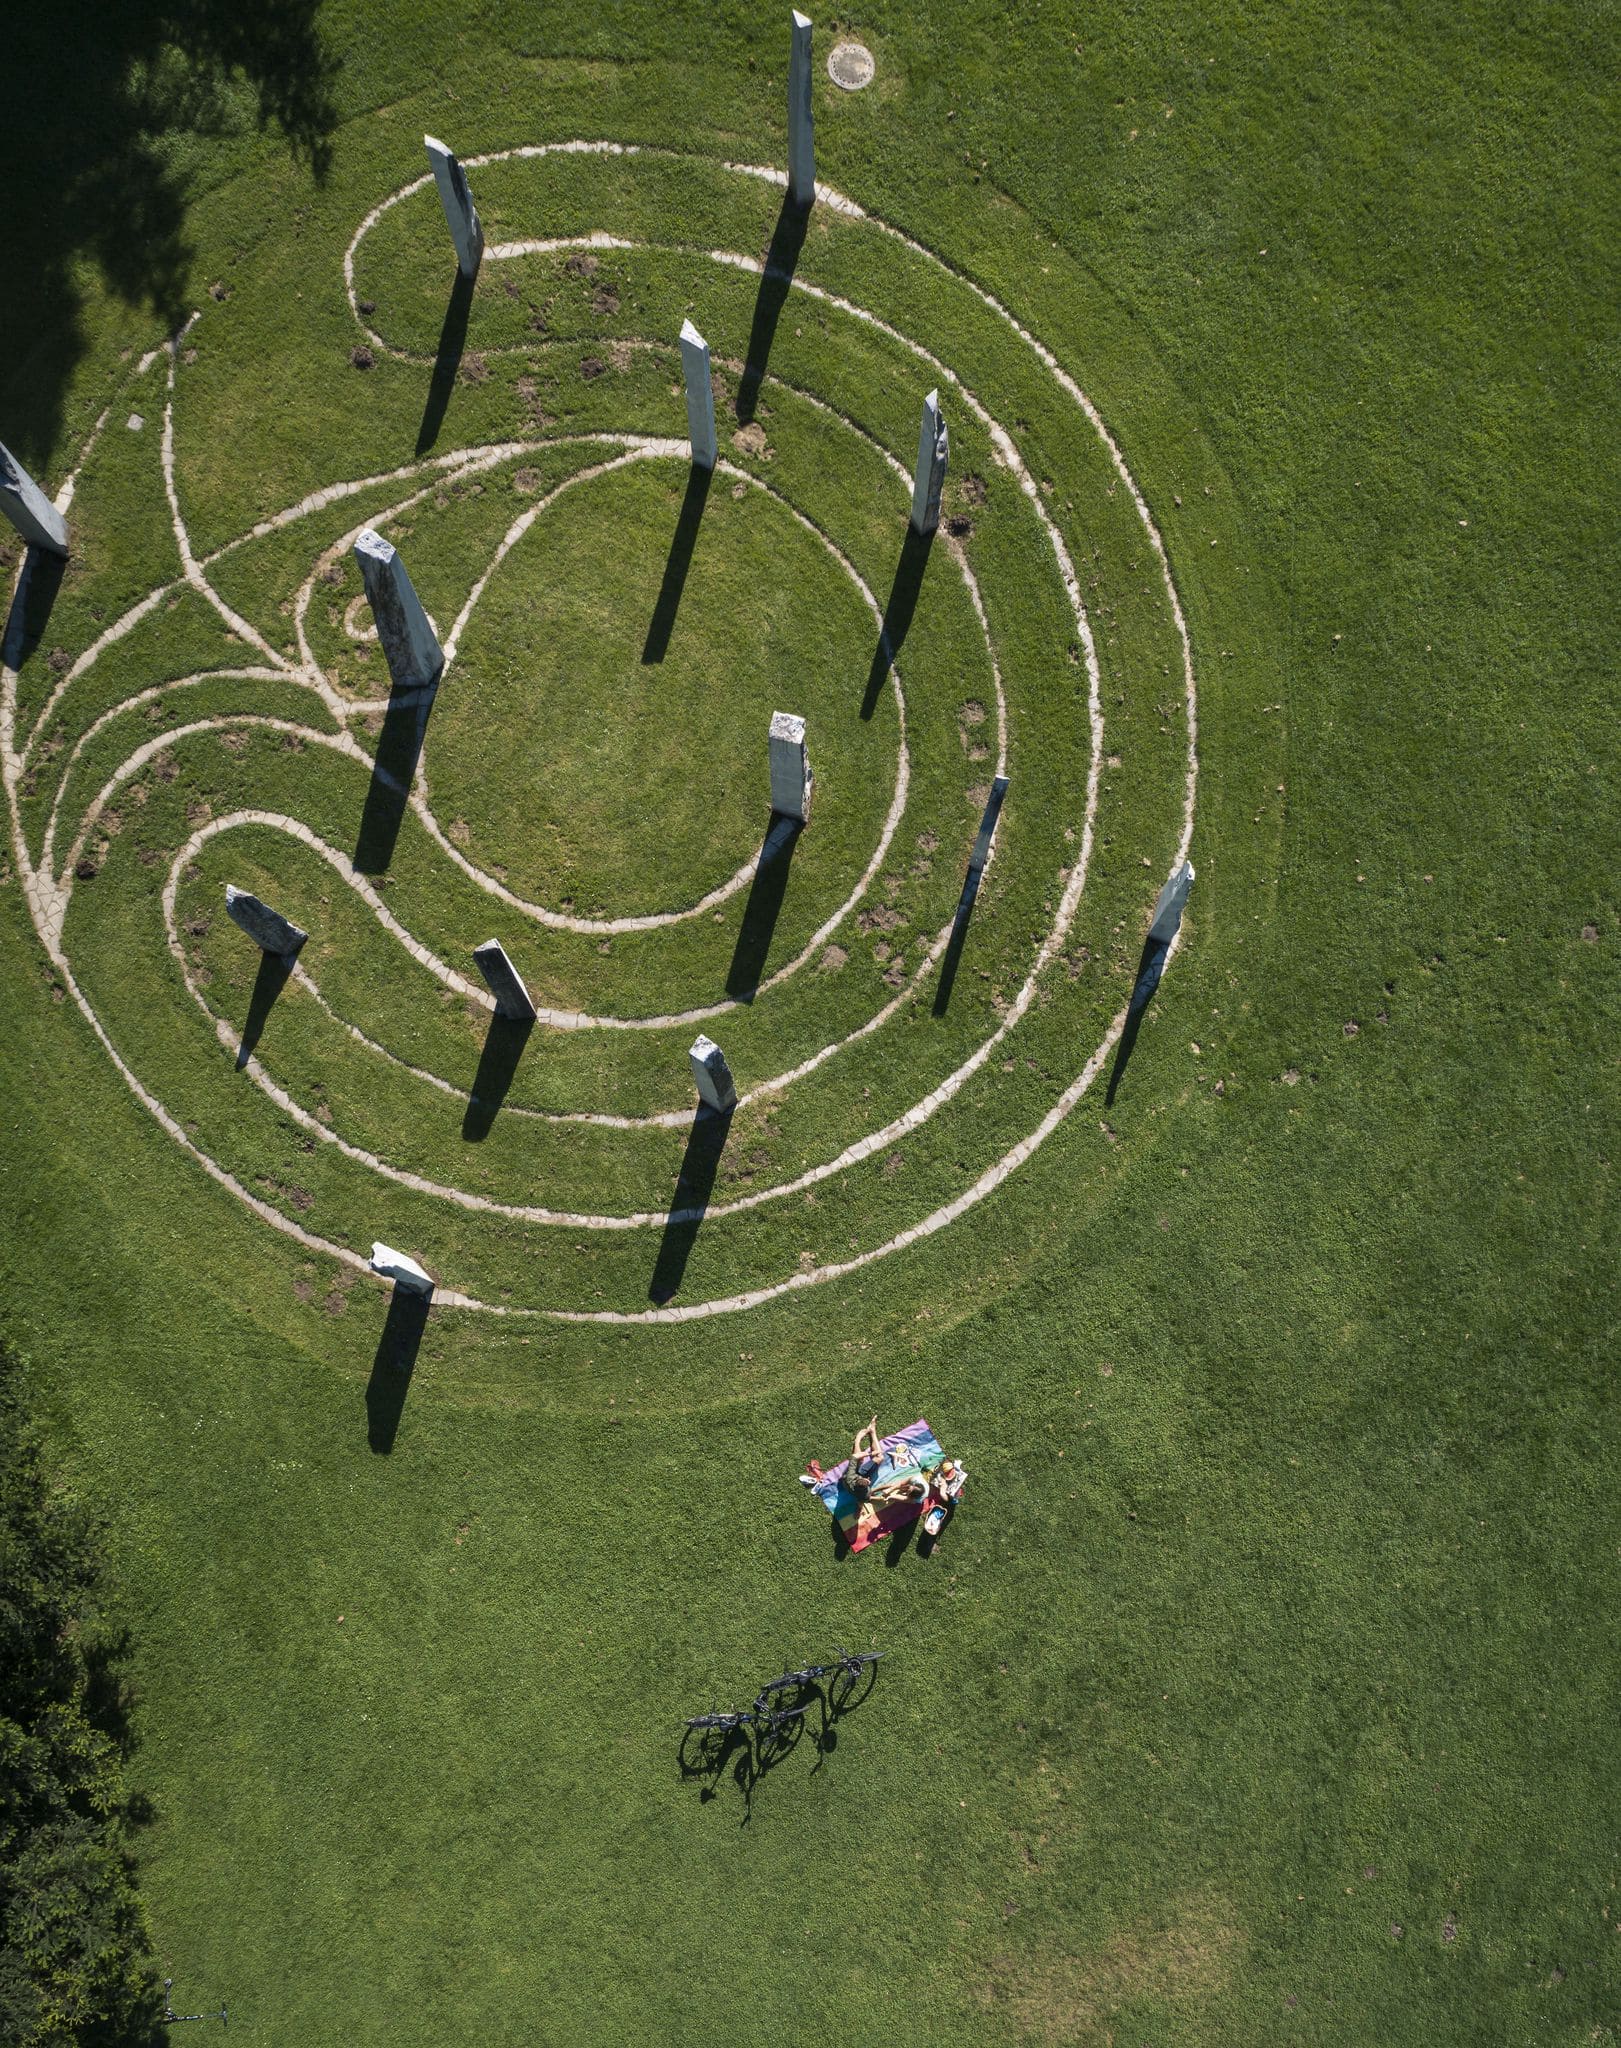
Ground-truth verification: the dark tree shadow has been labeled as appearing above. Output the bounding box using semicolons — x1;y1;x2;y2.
462;1014;533;1139
2;0;336;473
365;1287;429;1453
235;948;295;1067
414;269;475;456
736;195;810;425
862;524;935;720
648;1106;732;1304
641;464;712;663
725;814;800;1000
1;547;67;670
1104;934;1172;1107
352;683;435;873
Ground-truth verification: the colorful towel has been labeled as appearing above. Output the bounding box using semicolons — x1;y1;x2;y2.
807;1418;944;1552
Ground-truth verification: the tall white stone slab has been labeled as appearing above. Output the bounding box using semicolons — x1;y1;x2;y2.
768;710;814;823
678;320;717;469
370;1242;436;1297
1148;859;1195;942
967;775;1009;877
472;938;538;1022
787;11;816;208
224;884;308;958
688;1035;738;1113
0;441;68;557
910;389;949;536
353;529;445;694
424;135;484;278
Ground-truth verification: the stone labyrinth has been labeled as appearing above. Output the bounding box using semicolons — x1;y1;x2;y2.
2;105;1198;1325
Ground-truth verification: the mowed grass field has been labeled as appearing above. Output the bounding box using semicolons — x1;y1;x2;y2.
2;2;1618;2043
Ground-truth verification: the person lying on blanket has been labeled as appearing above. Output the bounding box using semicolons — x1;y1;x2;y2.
801;1416;885;1496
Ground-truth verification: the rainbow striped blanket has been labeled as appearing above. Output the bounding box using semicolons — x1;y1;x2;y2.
808;1418;944;1552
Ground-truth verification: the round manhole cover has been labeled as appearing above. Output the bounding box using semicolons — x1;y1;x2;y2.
827;40;875;91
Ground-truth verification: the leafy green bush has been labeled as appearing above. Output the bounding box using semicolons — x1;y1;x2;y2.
0;1340;159;2046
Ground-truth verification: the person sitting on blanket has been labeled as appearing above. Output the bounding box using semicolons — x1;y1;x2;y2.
922;1457;967;1537
851;1467;928;1543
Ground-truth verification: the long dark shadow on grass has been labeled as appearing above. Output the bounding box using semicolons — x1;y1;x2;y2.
1;546;67;673
862;524;935;720
462;1014;533;1139
641;464;712;663
736;195;810;425
1104;934;1171;1107
648;1105;732;1304
366;1288;429;1453
933;776;1008;1016
2;1;335;473
414;269;475;456
352;682;436;873
725;813;800;1000
236;949;295;1067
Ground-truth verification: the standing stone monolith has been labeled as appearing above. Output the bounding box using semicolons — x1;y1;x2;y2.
370;1242;436;1297
1148;858;1195;942
224;884;307;958
768;711;814;824
424;135;484;278
679;320;718;469
787;11;816;208
472;938;538;1022
0;441;68;557
910;389;950;536
967;775;1009;878
689;1035;738;1113
353;529;445;694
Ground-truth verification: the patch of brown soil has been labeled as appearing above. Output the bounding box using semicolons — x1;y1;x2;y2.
986;1891;1243;2043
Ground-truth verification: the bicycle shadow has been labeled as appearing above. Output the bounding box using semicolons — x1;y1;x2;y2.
678;1661;882;1821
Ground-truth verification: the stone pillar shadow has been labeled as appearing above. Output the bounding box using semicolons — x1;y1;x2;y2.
236;949;296;1067
365;1288;430;1453
735;194;810;426
648;1106;733;1304
862;523;935;721
726;813;801;1000
352;684;435;874
641;463;713;664
462;1015;534;1140
415;268;475;456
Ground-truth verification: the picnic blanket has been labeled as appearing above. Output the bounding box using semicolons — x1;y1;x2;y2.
807;1418;945;1552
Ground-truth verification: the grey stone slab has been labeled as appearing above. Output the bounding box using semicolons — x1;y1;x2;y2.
1148;858;1195;942
678;319;717;469
689;1034;737;1113
353;528;445;694
370;1241;436;1297
224;884;307;958
768;709;814;823
0;441;68;557
967;774;1009;876
472;938;538;1021
787;10;816;208
910;388;949;535
424;134;484;277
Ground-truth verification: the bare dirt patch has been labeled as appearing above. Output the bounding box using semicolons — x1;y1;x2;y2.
985;1891;1243;2043
819;945;847;972
732;421;773;460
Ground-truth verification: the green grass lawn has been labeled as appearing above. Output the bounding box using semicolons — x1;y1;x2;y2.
2;2;1617;2042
